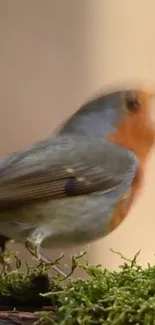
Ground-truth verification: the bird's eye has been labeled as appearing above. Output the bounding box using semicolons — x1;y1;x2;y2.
126;98;140;112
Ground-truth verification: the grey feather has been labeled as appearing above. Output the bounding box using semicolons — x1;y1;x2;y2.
0;89;140;250
59;92;124;136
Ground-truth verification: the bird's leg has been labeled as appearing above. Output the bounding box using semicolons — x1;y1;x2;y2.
0;235;12;272
25;228;67;277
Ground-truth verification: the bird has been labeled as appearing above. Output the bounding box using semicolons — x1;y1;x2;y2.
0;86;154;276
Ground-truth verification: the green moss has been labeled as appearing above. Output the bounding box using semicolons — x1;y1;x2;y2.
1;250;155;324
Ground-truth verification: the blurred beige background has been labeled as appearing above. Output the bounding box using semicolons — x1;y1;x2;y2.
0;0;155;275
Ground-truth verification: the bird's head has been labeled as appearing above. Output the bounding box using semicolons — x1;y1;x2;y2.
59;86;155;162
107;89;155;162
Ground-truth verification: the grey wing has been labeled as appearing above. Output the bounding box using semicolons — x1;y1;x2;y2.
0;135;138;209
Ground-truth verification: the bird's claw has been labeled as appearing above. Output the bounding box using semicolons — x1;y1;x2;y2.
25;238;39;259
25;238;67;278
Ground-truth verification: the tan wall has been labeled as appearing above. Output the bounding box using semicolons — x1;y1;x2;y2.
0;0;155;275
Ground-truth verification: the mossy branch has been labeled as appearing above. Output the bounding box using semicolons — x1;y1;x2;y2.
0;249;154;324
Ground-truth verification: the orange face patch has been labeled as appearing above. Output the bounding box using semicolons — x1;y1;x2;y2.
108;104;155;162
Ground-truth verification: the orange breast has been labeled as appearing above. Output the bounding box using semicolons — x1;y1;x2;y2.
106;91;155;233
108;167;143;233
107;112;148;233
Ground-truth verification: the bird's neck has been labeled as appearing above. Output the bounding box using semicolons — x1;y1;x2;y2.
108;113;155;164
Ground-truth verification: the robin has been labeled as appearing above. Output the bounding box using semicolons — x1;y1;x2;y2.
0;86;154;275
